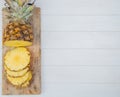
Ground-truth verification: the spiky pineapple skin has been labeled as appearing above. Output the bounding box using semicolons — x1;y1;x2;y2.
3;22;33;47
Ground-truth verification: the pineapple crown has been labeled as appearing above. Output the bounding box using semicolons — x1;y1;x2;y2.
5;0;36;23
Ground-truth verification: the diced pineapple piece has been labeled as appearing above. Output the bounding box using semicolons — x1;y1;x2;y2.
4;47;30;71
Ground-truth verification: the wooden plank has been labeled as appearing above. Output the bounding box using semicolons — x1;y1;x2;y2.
43;66;120;83
42;16;120;32
40;8;120;15
36;84;120;97
43;49;120;66
42;31;120;48
2;7;41;95
38;0;120;10
38;0;120;15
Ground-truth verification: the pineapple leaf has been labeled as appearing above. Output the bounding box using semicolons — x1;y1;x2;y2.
21;5;34;18
21;5;28;13
15;0;24;6
4;0;35;22
25;5;34;13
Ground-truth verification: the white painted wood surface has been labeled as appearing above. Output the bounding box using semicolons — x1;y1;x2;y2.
0;0;120;96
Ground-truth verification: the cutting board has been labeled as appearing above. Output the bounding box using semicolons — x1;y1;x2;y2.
2;7;41;95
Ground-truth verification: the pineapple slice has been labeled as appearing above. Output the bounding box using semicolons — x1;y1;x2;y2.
4;47;30;71
4;40;32;47
22;81;29;88
4;64;29;77
22;81;30;88
7;71;32;86
22;73;32;88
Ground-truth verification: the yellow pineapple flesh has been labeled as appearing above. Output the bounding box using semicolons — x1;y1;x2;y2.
7;71;32;86
4;40;32;47
22;81;30;88
21;73;33;87
4;64;29;77
4;47;32;87
4;47;30;71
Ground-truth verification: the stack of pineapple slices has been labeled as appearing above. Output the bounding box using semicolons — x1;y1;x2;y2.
4;47;32;87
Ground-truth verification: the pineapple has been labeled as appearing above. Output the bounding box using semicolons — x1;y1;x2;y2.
22;81;30;88
3;0;34;47
3;0;35;88
4;64;29;77
4;47;30;71
22;73;32;87
7;71;32;86
4;47;32;87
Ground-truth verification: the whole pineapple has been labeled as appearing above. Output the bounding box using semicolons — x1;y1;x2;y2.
3;0;34;47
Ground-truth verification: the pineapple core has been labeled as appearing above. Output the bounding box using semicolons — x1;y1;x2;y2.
14;55;21;64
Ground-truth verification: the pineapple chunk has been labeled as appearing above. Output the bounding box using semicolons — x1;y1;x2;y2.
4;47;30;71
4;40;32;47
4;64;29;77
7;71;32;86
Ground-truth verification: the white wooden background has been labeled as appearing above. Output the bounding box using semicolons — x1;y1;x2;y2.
0;0;120;97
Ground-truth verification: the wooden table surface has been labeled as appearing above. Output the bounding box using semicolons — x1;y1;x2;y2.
0;0;120;97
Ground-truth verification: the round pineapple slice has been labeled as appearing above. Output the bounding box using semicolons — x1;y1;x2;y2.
4;40;32;47
21;73;32;88
4;64;29;77
7;71;32;86
4;47;30;71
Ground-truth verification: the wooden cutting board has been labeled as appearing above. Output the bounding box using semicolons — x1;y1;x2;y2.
2;7;41;95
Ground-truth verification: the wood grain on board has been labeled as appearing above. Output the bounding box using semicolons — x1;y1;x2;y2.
2;7;41;95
